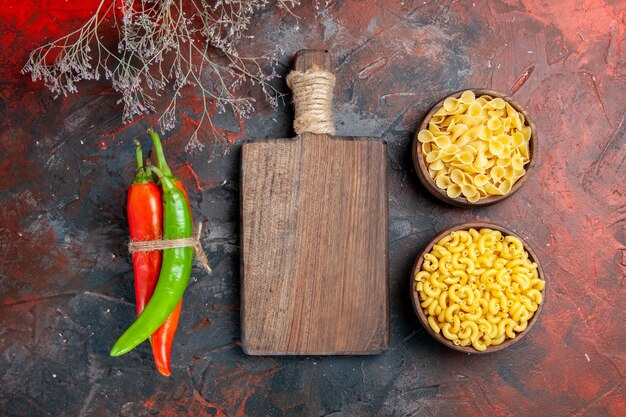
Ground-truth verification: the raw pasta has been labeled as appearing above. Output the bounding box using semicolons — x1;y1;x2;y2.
415;228;545;351
417;91;531;202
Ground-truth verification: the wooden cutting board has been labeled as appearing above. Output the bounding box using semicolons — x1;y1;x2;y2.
240;50;388;355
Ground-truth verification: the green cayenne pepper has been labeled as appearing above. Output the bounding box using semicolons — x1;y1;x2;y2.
110;166;194;357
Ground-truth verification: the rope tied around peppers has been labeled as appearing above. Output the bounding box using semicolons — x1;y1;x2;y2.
286;65;336;135
129;222;212;274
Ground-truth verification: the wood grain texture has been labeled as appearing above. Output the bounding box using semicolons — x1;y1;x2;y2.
240;50;389;355
293;49;332;72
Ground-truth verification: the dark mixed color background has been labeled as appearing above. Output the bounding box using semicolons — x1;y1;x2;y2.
1;1;625;416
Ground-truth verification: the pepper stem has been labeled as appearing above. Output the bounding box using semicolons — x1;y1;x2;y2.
134;138;146;175
148;129;173;178
147;165;175;192
132;139;151;184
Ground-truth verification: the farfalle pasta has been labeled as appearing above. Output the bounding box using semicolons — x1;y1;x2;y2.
418;91;532;202
415;228;545;351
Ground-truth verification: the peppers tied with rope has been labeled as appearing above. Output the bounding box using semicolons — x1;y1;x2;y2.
110;132;194;373
127;140;176;376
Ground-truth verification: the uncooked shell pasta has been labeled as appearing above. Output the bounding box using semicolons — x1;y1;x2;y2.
417;91;532;202
414;228;545;351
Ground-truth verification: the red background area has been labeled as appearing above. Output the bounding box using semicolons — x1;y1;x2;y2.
1;2;106;97
0;1;624;417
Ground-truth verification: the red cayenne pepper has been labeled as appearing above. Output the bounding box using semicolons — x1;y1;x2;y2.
128;140;179;376
151;300;182;376
128;140;162;317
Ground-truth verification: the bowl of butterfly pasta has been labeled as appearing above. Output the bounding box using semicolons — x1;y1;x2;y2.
413;89;537;207
411;223;546;353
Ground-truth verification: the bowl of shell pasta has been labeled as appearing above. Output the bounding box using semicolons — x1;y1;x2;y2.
411;223;546;353
413;89;537;207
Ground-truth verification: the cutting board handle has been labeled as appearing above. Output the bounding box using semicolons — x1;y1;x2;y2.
287;49;336;135
292;49;332;72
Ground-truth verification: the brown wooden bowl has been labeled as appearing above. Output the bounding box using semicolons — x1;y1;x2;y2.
412;89;538;207
410;222;546;354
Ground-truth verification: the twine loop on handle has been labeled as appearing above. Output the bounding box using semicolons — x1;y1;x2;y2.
128;222;212;274
286;65;336;135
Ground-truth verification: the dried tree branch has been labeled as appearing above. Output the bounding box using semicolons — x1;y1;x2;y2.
22;0;299;150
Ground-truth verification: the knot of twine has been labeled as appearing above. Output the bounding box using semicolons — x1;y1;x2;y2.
128;222;212;274
286;65;336;135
